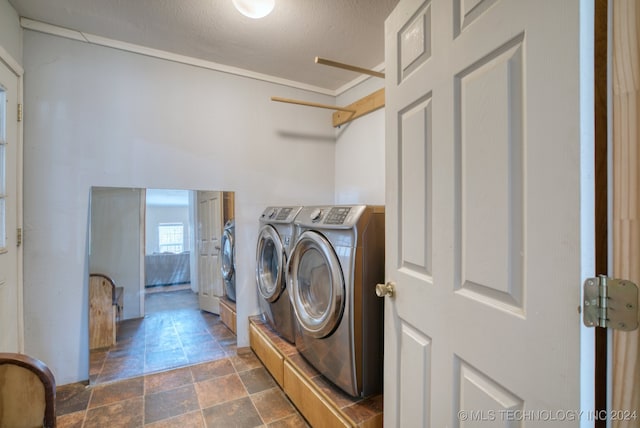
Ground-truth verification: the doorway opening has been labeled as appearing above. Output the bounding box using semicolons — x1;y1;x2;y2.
88;187;236;385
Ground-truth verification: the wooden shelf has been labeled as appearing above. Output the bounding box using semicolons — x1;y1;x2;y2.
249;317;382;428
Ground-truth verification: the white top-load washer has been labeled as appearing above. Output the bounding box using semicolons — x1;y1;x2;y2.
287;205;385;397
255;206;303;343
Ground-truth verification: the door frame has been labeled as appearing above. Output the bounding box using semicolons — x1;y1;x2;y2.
609;0;640;423
0;45;24;352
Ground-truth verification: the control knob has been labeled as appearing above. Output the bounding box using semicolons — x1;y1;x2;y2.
310;208;323;222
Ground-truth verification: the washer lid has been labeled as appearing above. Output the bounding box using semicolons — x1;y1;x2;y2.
221;228;235;280
256;225;286;303
288;230;344;338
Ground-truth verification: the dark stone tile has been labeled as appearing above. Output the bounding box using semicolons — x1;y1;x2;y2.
208;323;236;340
89;348;108;366
89;376;144;408
89;350;106;381
56;410;85;428
56;382;91;416
96;355;144;383
116;318;145;341
229;351;262;373
144;366;194;395
101;354;145;375
178;331;214;347
144;410;205;428
239;367;277;394
145;338;183;354
202;396;263;428
267;413;310;427
251;387;297;424
144;347;188;373
144;384;199;424
190;359;235;383
186;347;228;364
84;396;144;427
173;319;211;336
107;341;145;359
195;373;247;409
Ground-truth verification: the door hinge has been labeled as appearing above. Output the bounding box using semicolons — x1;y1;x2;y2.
583;276;639;331
17;103;22;122
16;227;22;247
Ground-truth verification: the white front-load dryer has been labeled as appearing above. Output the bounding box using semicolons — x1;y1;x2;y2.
255;206;302;343
287;205;385;397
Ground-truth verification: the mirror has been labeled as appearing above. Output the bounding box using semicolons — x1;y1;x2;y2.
88;187;236;384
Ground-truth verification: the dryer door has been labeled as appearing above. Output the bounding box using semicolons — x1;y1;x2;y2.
256;225;286;303
288;230;344;338
221;226;235;281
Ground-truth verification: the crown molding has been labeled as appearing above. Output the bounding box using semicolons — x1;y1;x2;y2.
20;17;375;97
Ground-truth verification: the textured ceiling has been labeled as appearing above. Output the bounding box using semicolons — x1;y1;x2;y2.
8;0;399;92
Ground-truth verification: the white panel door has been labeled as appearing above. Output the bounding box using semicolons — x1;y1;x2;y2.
0;60;20;352
383;0;595;426
197;191;223;314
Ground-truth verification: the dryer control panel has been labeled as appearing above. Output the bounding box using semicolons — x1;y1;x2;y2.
260;206;302;224
296;205;367;228
324;207;352;224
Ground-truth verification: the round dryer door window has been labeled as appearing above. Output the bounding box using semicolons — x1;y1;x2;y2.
221;228;235;280
256;225;285;303
288;230;344;338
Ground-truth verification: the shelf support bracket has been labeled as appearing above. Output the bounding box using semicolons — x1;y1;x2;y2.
332;88;385;127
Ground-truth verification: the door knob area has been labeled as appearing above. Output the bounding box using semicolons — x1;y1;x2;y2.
376;282;395;298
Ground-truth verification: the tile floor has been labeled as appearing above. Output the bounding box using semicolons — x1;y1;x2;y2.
57;353;308;427
90;289;232;384
57;289;309;427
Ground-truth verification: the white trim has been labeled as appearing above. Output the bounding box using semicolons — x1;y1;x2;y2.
0;41;24;352
333;61;386;95
16;70;24;353
579;0;596;426
19;17;380;97
0;45;23;77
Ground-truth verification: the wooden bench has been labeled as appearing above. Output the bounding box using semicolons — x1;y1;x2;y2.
89;273;124;350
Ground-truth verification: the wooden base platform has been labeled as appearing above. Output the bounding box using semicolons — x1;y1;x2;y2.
219;297;236;334
249;316;382;428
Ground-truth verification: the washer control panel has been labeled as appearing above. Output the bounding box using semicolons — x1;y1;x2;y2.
260;206;302;223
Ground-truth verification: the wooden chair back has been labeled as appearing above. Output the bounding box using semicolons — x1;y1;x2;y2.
89;273;117;349
0;352;56;428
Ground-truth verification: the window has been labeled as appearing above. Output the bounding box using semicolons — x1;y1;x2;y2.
158;223;184;253
0;86;6;250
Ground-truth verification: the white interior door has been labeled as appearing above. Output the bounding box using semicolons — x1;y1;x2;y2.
383;0;595;426
0;59;20;352
197;190;223;314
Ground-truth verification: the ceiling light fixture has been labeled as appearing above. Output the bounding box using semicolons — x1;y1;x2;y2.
232;0;275;19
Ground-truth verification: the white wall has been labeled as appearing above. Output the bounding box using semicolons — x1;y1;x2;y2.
334;77;385;205
0;0;21;64
146;204;191;254
22;30;336;385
